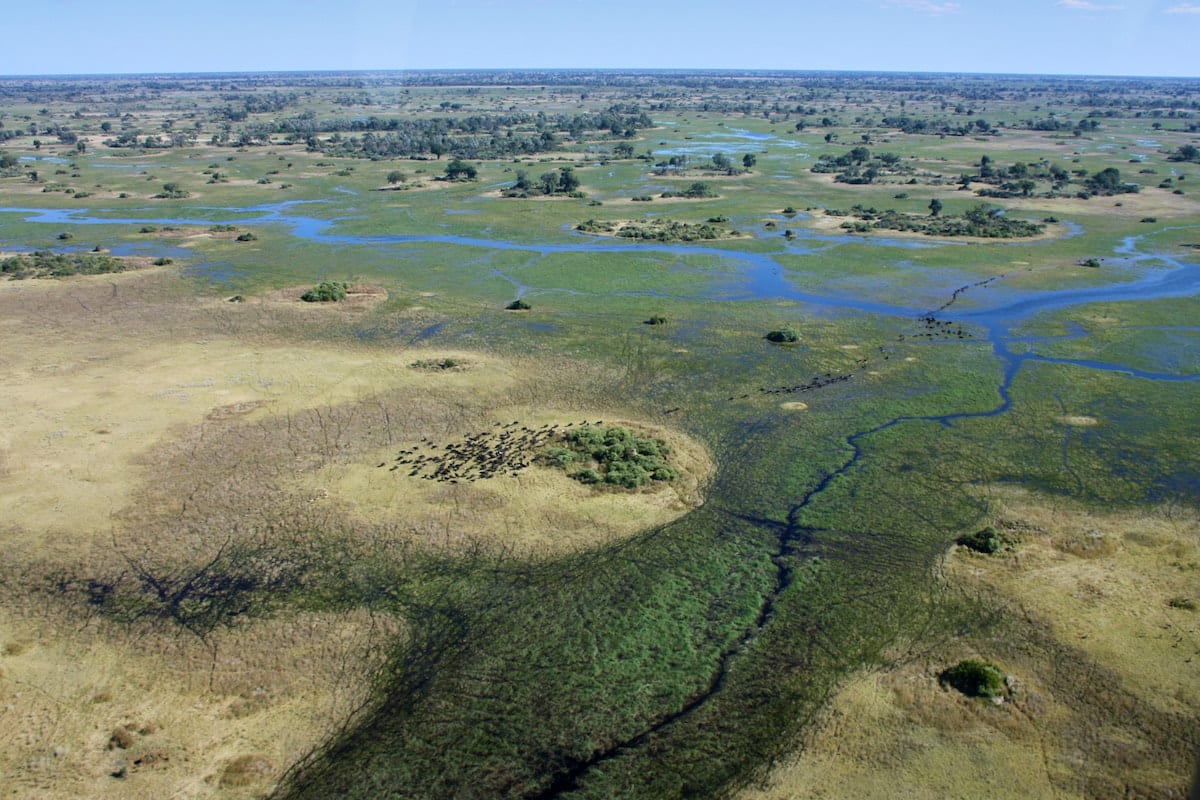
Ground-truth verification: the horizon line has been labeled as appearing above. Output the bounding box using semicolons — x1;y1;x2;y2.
2;67;1199;81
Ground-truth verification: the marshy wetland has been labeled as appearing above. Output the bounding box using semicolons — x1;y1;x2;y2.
0;70;1197;798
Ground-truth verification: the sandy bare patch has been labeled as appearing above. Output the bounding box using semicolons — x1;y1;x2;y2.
1056;415;1099;427
0;327;505;546
779;402;809;411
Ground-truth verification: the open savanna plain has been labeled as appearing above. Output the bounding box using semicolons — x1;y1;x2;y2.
0;70;1197;798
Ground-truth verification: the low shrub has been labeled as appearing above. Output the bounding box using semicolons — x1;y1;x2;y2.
957;526;1001;553
300;281;348;302
765;328;800;343
505;299;531;310
941;659;1006;698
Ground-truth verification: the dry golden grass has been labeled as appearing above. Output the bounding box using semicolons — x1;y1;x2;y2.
0;606;391;800
0;268;713;798
737;488;1199;800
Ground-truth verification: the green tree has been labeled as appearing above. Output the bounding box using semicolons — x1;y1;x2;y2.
929;198;943;217
538;171;559;195
1170;144;1199;163
386;170;405;185
742;153;757;169
557;166;580;193
444;159;477;181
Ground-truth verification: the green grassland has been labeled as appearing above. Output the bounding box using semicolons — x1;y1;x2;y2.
0;71;1197;799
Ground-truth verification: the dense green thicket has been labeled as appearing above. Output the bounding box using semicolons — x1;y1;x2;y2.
835;204;1044;238
300;281;348;302
0;250;130;279
540;425;678;488
941;659;1007;698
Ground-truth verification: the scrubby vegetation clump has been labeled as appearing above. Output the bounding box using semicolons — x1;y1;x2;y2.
765;328;800;343
835;203;1044;238
1;250;131;280
940;659;1007;698
540;425;678;488
957;526;1002;553
300;281;349;302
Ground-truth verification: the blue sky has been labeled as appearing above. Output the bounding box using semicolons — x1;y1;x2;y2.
1;0;1197;77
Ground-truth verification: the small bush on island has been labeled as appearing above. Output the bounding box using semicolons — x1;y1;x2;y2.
300;281;349;302
765;328;800;343
539;425;678;489
940;659;1006;699
154;182;189;199
645;315;668;325
1;250;130;280
834;203;1043;238
957;527;1001;553
505;299;531;310
661;181;717;199
411;358;460;370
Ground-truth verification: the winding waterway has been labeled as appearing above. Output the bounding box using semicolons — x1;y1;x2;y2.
7;199;1196;797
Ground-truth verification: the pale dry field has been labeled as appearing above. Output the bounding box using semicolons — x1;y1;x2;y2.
0;269;712;798
738;487;1199;800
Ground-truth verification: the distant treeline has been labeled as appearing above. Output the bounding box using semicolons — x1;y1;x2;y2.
221;107;654;158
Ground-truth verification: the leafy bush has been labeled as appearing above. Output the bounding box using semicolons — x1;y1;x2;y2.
645;315;668;325
155;182;189;199
957;527;1001;553
410;358;460;370
505;299;531;310
1;250;129;280
235;232;257;242
540;425;677;489
300;281;349;302
940;659;1006;698
661;181;717;199
765;328;800;343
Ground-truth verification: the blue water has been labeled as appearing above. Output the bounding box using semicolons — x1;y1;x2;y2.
3;203;1198;392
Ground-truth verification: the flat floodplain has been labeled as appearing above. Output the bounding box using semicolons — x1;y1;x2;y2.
0;70;1197;799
